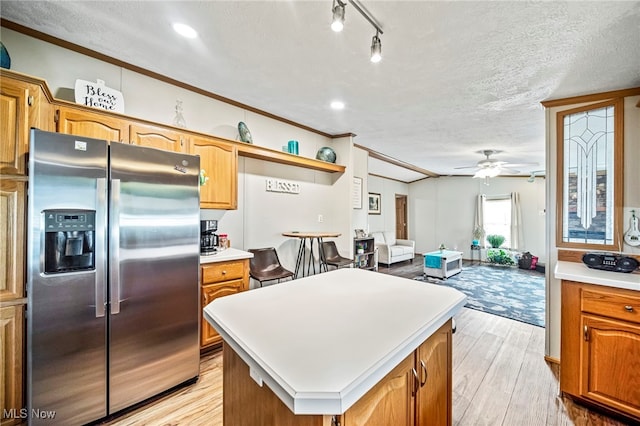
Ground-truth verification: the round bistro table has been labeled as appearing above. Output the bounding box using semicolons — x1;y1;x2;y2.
282;232;342;278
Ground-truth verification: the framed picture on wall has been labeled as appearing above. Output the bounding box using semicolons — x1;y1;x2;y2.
368;192;381;215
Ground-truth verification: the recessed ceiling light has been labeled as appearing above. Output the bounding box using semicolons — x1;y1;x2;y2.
331;101;345;110
173;23;198;39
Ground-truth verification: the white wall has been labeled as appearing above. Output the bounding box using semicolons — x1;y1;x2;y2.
545;94;640;360
2;27;355;287
409;176;546;258
367;174;409;235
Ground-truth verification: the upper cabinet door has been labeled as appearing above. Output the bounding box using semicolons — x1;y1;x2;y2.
190;136;238;210
129;123;187;152
0;81;30;175
56;106;129;142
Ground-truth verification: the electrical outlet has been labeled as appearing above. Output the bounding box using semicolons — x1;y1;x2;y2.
318;214;323;223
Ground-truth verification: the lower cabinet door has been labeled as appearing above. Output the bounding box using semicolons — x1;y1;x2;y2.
416;322;452;426
341;354;415;426
1;304;24;426
201;279;245;348
581;314;640;418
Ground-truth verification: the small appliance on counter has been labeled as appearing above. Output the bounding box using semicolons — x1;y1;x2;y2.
201;220;219;255
582;252;639;273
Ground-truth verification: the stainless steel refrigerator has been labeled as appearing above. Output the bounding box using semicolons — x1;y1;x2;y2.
27;129;201;425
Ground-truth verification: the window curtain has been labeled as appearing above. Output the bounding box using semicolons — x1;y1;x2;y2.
474;194;486;246
510;192;523;250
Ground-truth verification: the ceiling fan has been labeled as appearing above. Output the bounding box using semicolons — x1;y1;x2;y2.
455;150;536;179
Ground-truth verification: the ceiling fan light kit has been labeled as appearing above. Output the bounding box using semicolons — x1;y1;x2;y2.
331;0;384;63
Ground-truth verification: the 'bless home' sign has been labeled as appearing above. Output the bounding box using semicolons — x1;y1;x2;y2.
74;79;125;113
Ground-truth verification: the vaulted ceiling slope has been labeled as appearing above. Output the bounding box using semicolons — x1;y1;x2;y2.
2;1;639;182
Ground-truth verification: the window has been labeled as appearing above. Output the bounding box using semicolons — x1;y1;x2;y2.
483;196;512;248
557;99;623;249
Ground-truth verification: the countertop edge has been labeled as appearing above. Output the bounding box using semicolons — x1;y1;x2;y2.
200;248;253;263
554;261;640;291
203;285;467;415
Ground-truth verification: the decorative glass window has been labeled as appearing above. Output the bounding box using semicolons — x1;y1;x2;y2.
557;99;623;249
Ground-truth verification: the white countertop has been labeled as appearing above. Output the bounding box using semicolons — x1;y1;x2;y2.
555;261;640;291
200;248;253;264
203;268;466;415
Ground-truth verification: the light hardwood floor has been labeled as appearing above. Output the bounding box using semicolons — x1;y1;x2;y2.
102;261;630;426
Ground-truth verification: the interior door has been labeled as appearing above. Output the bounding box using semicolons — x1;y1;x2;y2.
396;194;408;239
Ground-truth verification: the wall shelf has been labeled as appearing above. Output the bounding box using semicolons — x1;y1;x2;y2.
236;143;345;173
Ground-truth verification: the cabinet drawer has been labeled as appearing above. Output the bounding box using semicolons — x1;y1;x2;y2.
582;289;640;324
202;260;245;284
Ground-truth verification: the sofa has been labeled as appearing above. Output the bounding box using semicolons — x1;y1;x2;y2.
371;231;415;265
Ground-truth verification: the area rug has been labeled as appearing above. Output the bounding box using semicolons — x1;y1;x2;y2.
415;265;545;327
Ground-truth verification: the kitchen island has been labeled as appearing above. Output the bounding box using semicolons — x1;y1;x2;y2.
204;268;466;425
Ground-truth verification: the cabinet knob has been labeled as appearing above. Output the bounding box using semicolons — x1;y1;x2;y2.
584;325;589;342
625;305;634;312
222;270;227;275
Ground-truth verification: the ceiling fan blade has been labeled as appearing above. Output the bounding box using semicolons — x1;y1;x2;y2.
453;165;480;170
499;167;521;174
501;162;538;168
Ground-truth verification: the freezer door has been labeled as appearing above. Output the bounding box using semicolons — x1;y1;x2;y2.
108;143;200;413
27;130;108;425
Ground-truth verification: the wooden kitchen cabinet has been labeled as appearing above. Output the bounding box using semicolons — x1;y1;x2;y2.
129;122;188;152
0;76;51;175
189;136;238;210
1;305;24;426
200;259;249;349
0;179;26;302
340;319;452;426
561;280;640;421
341;353;415;426
56;105;129;142
415;321;452;426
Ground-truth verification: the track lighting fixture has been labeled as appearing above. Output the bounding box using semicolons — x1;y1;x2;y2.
331;0;346;32
370;31;382;63
330;0;384;62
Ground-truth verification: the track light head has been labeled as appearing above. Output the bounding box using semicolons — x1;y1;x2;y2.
370;32;382;63
331;2;346;32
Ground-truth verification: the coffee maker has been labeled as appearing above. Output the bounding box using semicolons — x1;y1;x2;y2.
200;220;219;255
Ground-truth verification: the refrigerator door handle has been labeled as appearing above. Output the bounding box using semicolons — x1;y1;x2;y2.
110;178;121;315
95;178;108;317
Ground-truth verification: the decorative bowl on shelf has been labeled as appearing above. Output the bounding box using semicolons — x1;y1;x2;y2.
0;42;10;69
315;146;336;163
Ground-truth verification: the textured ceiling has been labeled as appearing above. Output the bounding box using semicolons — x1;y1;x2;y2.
2;1;639;182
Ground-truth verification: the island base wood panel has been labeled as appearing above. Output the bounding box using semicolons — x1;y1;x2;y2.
223;342;331;426
221;320;453;426
560;280;640;422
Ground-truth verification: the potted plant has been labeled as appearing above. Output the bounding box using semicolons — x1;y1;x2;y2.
486;248;516;265
486;234;505;248
472;227;484;246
